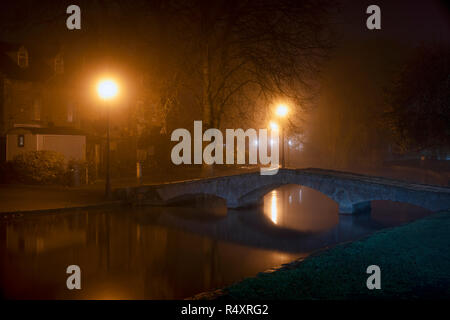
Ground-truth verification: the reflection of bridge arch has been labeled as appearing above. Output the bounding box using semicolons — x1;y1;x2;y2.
140;208;384;253
238;182;339;211
163;193;227;206
117;168;450;214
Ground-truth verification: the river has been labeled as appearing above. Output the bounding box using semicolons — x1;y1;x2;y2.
0;184;431;299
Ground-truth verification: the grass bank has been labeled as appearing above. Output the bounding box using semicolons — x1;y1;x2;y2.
217;211;450;300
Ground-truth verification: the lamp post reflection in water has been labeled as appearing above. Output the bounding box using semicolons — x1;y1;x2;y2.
263;190;279;225
263;185;339;232
270;191;278;224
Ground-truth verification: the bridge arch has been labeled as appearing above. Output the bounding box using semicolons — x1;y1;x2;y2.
117;169;450;214
217;169;449;213
164;193;227;206
234;181;372;214
235;182;334;207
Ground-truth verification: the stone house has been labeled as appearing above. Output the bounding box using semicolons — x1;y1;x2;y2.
0;40;166;180
6;126;86;162
0;41;87;163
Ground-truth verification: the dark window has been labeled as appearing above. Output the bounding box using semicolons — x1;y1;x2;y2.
17;48;28;68
18;135;24;147
67;103;74;122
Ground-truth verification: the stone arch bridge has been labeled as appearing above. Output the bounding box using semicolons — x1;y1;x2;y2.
116;168;450;214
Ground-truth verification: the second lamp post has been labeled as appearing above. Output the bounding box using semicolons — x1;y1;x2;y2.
275;104;289;168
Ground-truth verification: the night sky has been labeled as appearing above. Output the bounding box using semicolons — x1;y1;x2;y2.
0;1;448;46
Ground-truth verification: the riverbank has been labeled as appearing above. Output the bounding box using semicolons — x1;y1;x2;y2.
0;183;118;215
0;167;258;214
194;210;450;300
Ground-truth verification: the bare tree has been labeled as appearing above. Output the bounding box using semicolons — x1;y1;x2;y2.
155;0;336;129
385;43;450;154
0;0;335;133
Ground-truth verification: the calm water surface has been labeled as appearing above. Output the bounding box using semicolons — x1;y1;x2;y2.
0;185;431;299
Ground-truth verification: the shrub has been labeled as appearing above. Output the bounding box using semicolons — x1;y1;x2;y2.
0;161;16;183
12;150;66;184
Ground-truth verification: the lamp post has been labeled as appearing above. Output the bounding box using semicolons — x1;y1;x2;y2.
275;104;289;168
97;79;118;199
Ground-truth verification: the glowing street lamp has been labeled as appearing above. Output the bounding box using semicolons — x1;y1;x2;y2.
275;104;289;117
97;79;119;198
98;79;118;100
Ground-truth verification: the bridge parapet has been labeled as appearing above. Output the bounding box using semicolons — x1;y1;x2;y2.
115;168;450;214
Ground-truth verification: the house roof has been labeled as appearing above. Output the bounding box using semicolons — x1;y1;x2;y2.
8;126;87;136
0;42;23;53
0;40;58;81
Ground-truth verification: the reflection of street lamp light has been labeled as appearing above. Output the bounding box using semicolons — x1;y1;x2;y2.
97;79;118;198
275;104;289;168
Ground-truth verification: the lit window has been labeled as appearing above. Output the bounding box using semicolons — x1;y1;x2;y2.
17;47;28;68
18;135;24;147
67;103;74;122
